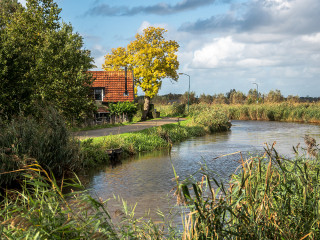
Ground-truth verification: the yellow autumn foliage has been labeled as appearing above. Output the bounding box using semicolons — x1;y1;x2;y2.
103;27;179;98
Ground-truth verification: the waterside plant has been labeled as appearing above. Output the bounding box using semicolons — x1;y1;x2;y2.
2;141;320;239
175;143;320;239
156;102;320;124
0;163;176;239
190;102;320;123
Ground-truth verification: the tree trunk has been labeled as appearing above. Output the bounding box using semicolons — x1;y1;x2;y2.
141;96;150;121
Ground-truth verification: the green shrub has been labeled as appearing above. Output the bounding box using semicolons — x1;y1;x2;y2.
108;101;137;121
0;107;81;186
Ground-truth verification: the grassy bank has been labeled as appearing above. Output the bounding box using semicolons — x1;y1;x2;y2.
0;164;176;239
86;107;231;157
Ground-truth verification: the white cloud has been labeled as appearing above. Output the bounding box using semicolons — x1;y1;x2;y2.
17;0;26;6
302;33;320;43
191;37;244;68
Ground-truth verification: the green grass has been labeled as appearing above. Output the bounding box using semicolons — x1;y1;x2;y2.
86;114;230;157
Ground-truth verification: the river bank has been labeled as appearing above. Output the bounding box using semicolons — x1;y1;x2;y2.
81;109;231;165
2;125;320;239
85;120;320;225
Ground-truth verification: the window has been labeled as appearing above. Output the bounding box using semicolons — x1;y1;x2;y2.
94;88;104;101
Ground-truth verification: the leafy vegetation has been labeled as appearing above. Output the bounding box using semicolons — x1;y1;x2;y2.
216;103;320;123
0;107;108;187
108;101;138;121
103;27;180;120
0;0;95;124
0;107;81;186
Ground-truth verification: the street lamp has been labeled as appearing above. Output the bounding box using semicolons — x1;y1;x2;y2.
179;73;191;113
252;83;259;104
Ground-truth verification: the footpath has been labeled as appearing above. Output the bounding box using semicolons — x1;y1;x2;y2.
74;117;185;140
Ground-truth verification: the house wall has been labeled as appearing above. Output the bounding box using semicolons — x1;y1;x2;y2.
89;71;135;102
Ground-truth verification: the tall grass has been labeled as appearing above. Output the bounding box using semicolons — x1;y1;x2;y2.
0;163;176;239
187;102;320;123
156;103;186;117
176;144;320;239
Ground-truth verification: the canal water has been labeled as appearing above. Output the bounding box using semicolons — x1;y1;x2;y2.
85;120;320;221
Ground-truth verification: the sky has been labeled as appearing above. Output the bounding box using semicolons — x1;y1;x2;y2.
18;0;320;97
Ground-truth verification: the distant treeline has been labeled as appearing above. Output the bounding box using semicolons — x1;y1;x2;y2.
136;89;320;105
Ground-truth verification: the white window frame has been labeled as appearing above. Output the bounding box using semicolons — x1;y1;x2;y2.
93;88;104;101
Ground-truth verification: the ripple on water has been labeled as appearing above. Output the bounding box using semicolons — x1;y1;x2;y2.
85;120;320;222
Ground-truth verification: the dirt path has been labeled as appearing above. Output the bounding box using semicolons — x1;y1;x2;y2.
74;117;186;140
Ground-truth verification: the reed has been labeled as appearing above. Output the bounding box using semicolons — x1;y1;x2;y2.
0;163;174;239
176;143;320;239
186;102;320;123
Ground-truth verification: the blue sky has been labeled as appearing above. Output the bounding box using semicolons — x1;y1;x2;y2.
19;0;320;97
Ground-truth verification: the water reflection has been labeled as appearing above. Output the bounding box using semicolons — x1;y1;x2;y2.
86;120;320;221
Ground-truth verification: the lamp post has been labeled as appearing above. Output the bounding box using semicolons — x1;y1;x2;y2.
179;73;191;113
252;83;258;104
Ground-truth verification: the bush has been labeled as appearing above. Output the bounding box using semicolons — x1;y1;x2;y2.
108;101;137;121
0;107;81;186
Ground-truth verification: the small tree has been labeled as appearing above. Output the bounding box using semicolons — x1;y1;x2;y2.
180;91;197;105
199;93;213;104
229;91;246;104
246;88;259;104
213;93;228;104
287;95;300;103
226;89;236;100
103;27;179;120
265;90;284;103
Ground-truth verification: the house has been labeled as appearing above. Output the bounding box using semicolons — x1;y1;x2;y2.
89;71;135;123
89;71;135;103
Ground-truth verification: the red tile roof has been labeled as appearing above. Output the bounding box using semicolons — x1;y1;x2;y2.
89;71;134;102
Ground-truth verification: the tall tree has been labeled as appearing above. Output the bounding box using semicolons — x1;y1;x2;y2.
103;27;179;120
0;0;95;124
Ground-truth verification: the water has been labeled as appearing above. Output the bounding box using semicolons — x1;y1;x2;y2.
85;120;320;220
